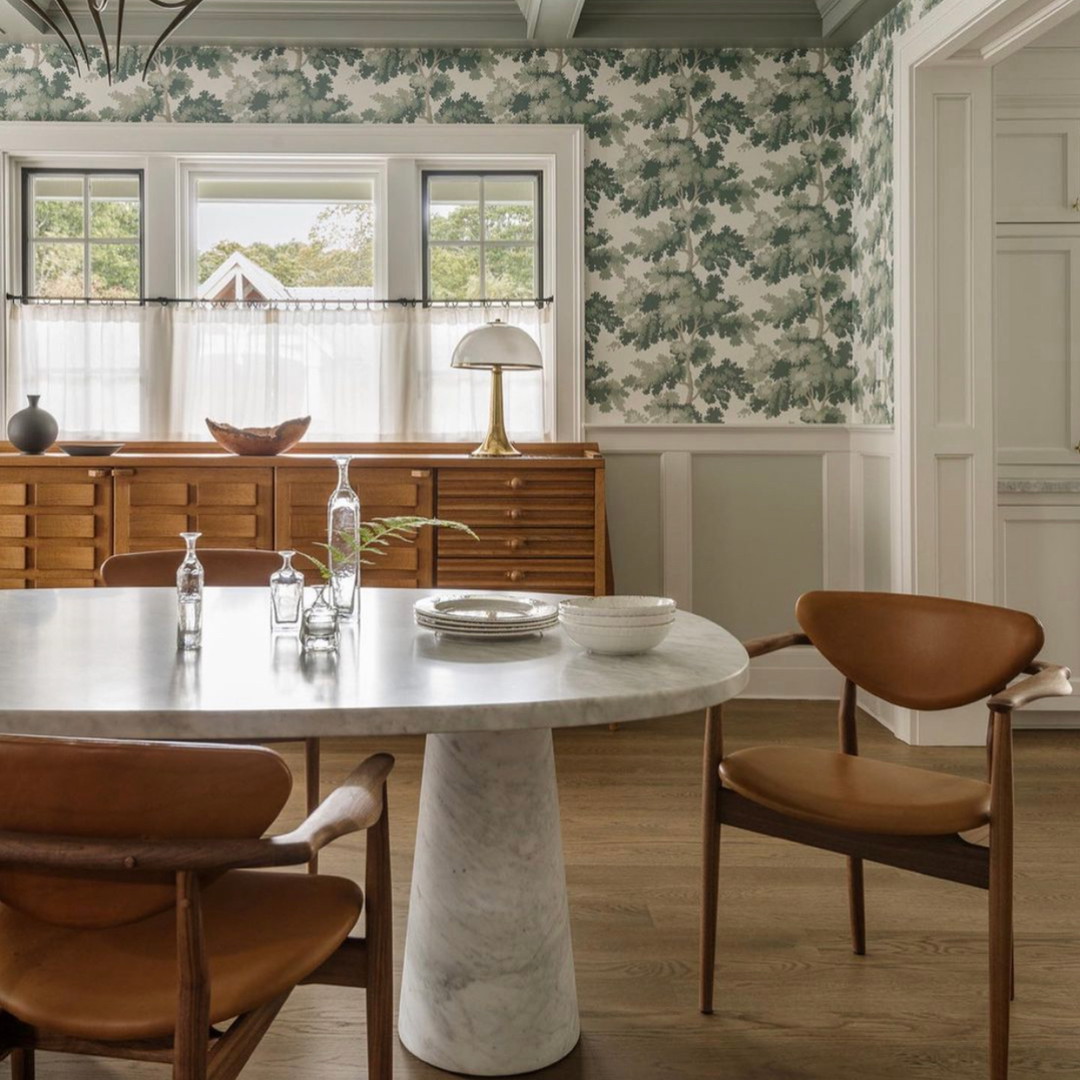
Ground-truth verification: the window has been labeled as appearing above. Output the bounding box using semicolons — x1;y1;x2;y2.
423;172;542;301
22;170;143;299
191;173;378;300
5;127;579;442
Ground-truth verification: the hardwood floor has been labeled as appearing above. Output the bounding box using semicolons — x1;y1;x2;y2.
29;701;1080;1078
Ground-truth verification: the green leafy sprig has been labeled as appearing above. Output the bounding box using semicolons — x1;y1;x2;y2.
299;516;477;580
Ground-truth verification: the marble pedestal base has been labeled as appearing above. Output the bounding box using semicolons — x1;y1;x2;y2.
398;728;579;1076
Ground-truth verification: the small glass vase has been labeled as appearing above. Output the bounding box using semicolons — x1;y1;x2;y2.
327;454;361;620
176;531;204;651
301;587;340;654
270;550;305;634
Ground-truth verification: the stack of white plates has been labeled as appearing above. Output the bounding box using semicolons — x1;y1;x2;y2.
414;594;559;639
559;596;677;655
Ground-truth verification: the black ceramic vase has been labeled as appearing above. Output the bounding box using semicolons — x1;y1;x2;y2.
7;395;59;455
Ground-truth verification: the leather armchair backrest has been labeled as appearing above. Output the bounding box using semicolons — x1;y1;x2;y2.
0;736;291;929
101;549;282;588
796;591;1044;711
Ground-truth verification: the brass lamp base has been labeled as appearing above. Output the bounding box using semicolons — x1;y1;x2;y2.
470;366;523;458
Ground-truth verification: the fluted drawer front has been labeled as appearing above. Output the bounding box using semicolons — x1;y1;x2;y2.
436;559;595;594
439;469;594;500
437;499;595;529
439;528;594;560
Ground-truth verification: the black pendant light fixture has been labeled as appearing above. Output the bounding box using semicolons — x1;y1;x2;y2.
16;0;209;82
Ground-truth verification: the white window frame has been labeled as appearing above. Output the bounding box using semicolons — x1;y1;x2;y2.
0;122;585;442
177;159;388;299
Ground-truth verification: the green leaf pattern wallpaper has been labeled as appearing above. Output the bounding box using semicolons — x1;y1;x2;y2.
851;0;943;424
0;12;943;426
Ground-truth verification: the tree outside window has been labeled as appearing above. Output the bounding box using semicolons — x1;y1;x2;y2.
26;172;142;299
424;173;541;301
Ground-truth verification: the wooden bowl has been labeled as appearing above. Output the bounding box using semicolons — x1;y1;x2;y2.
206;416;311;457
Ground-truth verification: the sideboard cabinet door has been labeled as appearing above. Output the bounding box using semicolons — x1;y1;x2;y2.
0;468;113;589
275;465;435;588
113;467;275;554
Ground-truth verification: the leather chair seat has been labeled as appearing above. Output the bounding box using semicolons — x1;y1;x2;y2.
719;746;991;836
0;870;362;1042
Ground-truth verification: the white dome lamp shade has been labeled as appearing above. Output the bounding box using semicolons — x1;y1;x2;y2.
451;320;543;458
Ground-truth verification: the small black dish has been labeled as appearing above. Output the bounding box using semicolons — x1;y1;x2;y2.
58;443;125;457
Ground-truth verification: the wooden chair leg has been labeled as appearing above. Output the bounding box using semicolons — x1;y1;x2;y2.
365;786;393;1080
175;872;211;1080
699;705;723;1015
9;1049;33;1080
990;851;1013;1080
305;738;321;875
989;711;1014;1080
847;856;866;956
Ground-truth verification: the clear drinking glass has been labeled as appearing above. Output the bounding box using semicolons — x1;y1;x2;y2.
327;455;361;619
176;531;204;651
301;587;340;654
270;550;304;633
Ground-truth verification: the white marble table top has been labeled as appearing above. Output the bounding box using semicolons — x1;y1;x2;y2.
0;587;749;740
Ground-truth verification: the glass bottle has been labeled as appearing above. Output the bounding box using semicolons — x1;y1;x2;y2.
301;586;340;654
176;531;204;651
327;455;361;619
270;550;304;634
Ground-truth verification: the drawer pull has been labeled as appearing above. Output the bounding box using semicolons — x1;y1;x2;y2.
506;570;525;582
507;509;522;520
112;468;136;477
507;477;524;490
507;538;523;551
87;469;110;479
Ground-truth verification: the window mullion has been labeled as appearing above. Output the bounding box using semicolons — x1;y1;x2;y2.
82;175;90;298
478;175;487;302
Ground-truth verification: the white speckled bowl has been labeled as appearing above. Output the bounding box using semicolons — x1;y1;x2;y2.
560;617;674;655
559;595;677;620
560;610;675;629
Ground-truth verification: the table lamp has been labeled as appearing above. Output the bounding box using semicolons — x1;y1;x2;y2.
451;319;543;457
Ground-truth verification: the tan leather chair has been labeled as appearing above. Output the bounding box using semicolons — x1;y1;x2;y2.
101;549;283;588
700;591;1072;1080
0;735;393;1080
101;548;322;868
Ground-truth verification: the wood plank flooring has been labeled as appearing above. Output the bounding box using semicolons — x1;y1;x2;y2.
29;701;1080;1079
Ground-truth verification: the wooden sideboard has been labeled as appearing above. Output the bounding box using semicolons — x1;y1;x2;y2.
0;443;608;595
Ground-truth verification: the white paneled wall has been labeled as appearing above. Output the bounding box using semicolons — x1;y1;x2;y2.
592;425;900;723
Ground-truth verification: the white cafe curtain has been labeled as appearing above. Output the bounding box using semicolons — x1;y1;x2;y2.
6;300;551;443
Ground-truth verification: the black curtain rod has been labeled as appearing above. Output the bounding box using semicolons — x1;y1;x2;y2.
6;293;555;308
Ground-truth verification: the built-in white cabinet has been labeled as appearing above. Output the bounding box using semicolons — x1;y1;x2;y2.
996;235;1080;464
997;499;1080;695
996;119;1080;222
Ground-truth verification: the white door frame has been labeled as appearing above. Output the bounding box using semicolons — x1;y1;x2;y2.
894;0;1080;744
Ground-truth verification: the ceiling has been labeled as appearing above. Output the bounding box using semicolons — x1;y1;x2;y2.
0;0;901;50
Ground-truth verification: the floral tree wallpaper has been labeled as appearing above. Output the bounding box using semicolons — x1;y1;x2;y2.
851;0;945;424
0;32;918;426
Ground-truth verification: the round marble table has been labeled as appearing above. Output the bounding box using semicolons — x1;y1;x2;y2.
0;586;749;1077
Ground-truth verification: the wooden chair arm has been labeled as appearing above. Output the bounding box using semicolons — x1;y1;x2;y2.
285;751;394;852
743;631;811;659
0;753;394;875
988;664;1072;711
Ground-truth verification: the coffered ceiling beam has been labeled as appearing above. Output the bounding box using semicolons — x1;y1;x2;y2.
1;0;907;49
0;0;50;43
817;0;903;44
519;0;584;43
